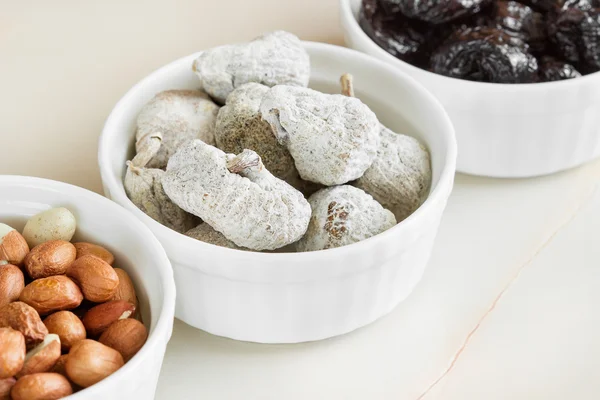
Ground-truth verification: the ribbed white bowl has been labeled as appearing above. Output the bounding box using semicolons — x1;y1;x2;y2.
340;0;600;178
0;176;176;399
98;42;456;343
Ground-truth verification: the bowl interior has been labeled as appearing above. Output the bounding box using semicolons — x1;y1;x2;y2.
0;176;175;396
99;41;456;281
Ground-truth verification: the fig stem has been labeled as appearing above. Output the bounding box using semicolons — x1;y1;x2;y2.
340;73;355;97
227;149;262;174
129;133;163;169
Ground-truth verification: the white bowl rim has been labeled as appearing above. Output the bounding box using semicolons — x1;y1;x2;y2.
99;41;457;266
339;0;600;91
0;175;176;399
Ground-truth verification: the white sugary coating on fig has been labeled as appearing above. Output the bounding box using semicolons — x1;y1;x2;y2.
135;90;219;169
162;141;311;251
192;31;310;104
215;83;295;180
185;224;242;250
355;126;431;222
125;134;199;233
296;185;396;252
215;83;322;194
260;85;381;186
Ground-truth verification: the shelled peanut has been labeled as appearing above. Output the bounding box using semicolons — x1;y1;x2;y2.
0;208;148;400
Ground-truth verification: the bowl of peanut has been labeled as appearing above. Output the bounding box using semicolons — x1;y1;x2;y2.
0;176;176;400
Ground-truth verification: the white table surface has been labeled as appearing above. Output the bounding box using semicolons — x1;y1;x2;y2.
2;1;599;399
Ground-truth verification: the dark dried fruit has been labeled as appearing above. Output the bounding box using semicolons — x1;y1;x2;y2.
389;0;492;24
492;1;547;53
560;0;600;11
359;0;431;66
359;0;597;82
549;1;600;72
520;0;560;12
538;55;582;79
430;26;539;82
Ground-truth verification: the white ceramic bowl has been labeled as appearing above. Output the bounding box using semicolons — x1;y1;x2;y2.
0;176;176;400
99;42;457;343
340;0;600;178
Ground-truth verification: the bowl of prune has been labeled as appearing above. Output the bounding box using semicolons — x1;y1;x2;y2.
341;0;600;177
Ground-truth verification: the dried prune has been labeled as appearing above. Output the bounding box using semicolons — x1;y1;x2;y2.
538;56;582;79
492;1;547;53
549;2;600;72
359;0;597;82
388;0;492;24
430;26;539;82
359;0;431;66
378;0;403;12
559;0;600;11
520;0;560;12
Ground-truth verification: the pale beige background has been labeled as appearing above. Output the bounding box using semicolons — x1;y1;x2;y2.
0;0;341;192
3;2;600;399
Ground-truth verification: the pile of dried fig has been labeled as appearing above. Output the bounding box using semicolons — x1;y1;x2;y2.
0;207;147;400
125;31;432;253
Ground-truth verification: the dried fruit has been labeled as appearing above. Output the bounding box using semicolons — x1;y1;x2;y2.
24;240;76;280
0;302;48;345
359;0;596;81
430;26;539;83
520;0;559;12
296;186;397;252
355;126;431;221
135;89;220;169
43;311;86;352
0;377;16;400
22;208;77;248
125;133;200;233
387;0;491;24
0;264;25;307
163;141;311;250
0;224;29;266
99;318;148;362
491;0;547;53
539;55;582;79
10;373;72;400
185;223;242;249
549;1;600;72
19;276;83;315
67;255;119;303
192;31;310;104
340;74;431;222
82;300;135;337
16;334;61;378
111;268;138;309
260;85;381;185
0;327;25;379
73;242;114;265
66;340;124;388
215;83;297;181
359;0;431;67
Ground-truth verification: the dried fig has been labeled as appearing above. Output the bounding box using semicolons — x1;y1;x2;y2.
260;85;380;185
125;133;200;233
296;186;396;252
135;89;219;169
163;142;311;250
192;31;310;104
